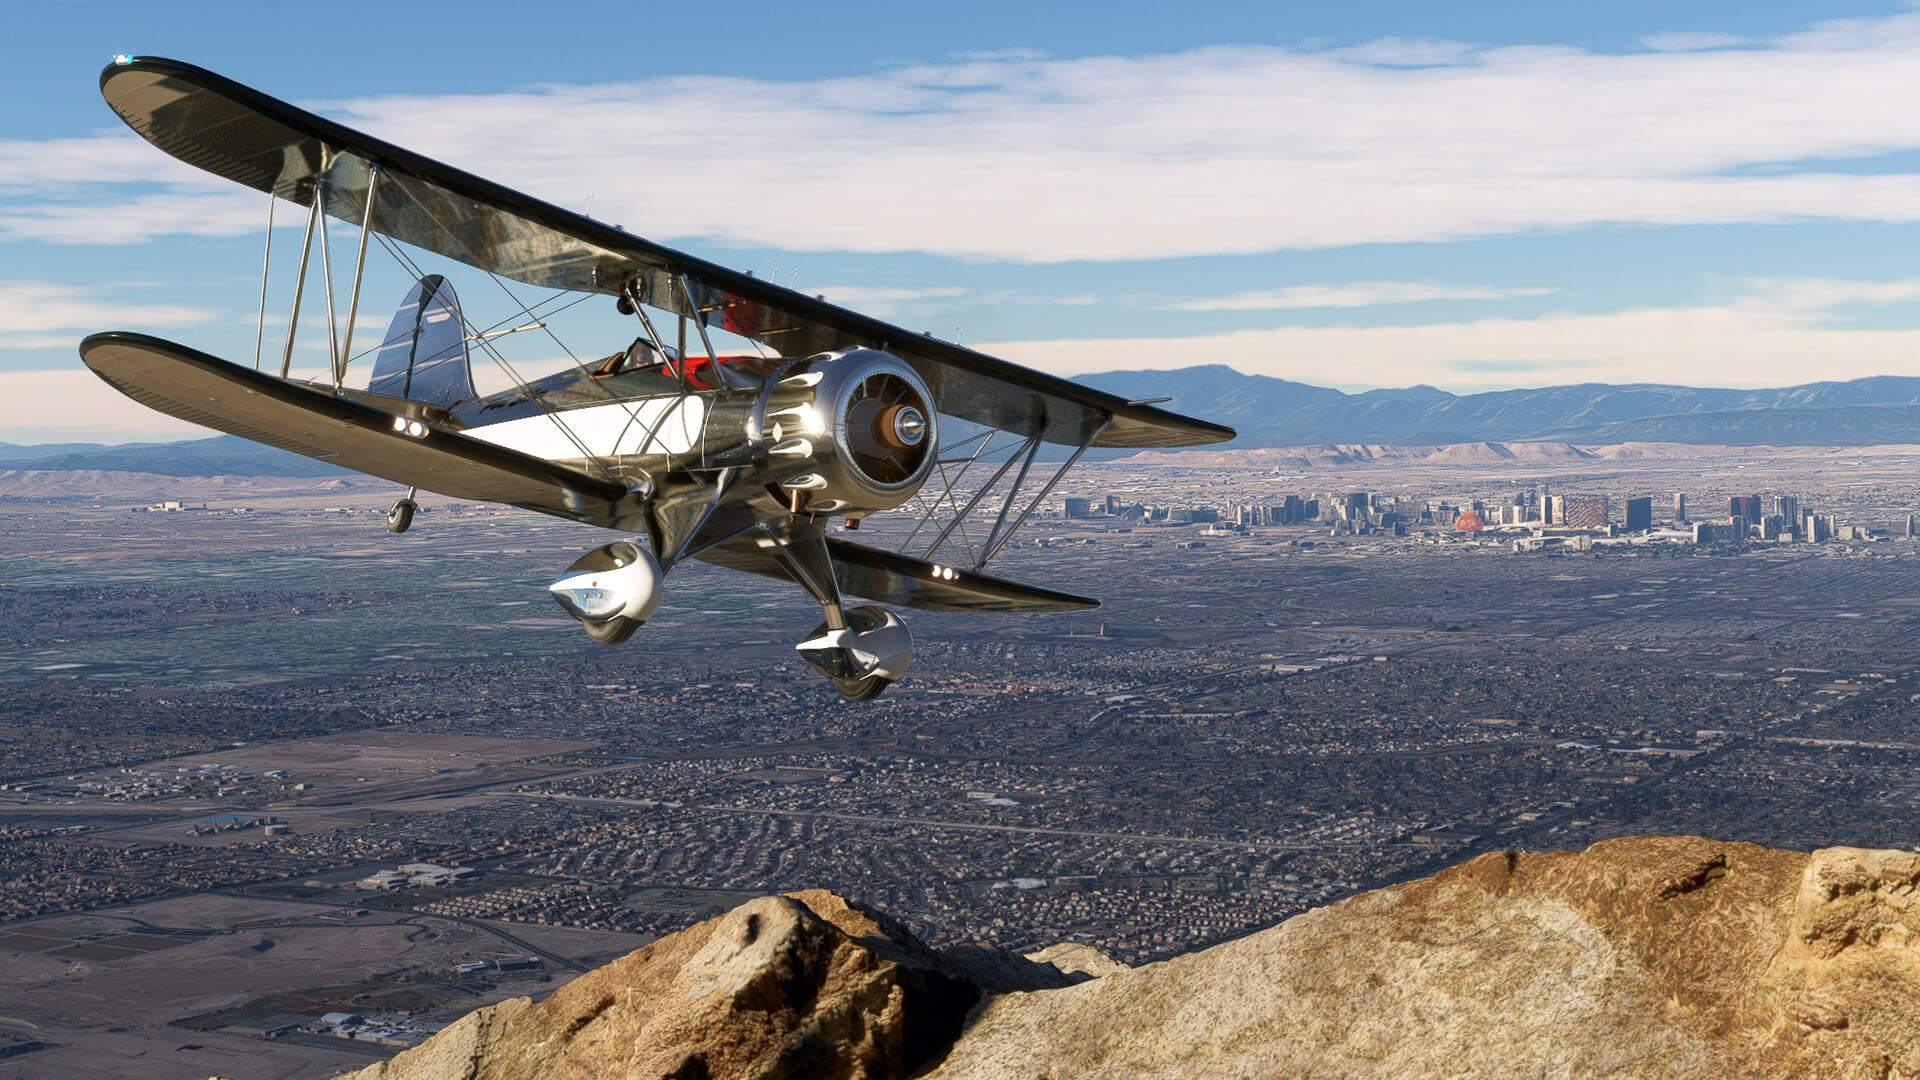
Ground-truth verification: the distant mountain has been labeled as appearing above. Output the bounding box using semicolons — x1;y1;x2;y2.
1076;366;1920;447
12;369;1920;479
5;435;345;477
0;440;170;464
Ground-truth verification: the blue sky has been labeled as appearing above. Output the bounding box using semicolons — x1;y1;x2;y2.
9;1;1920;441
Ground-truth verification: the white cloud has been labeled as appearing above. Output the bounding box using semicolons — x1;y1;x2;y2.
0;369;209;442
0;281;222;341
1729;276;1920;310
1167;282;1560;311
1326;38;1482;66
1639;32;1754;52
0;190;262;244
810;284;973;316
984;277;1920;392
13;14;1920;261
950;48;1048;63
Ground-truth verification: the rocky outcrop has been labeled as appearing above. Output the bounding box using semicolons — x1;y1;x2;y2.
932;837;1920;1079
338;838;1920;1080
335;889;1081;1080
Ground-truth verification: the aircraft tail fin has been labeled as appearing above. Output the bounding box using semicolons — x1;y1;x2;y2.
366;275;477;409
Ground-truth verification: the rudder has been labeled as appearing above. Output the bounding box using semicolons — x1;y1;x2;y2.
366;275;477;409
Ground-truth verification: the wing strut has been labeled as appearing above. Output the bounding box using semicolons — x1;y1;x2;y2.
679;274;745;391
278;191;321;378
335;165;381;389
919;431;1040;564
978;428;1045;564
253;188;274;370
978;418;1109;567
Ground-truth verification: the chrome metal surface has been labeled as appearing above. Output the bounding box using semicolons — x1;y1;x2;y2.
253;190;274;370
797;605;911;682
977;418;1110;567
338;165;380;386
278;194;320;379
548;541;663;624
678;274;739;391
661;467;738;569
920;431;1038;562
979;428;1044;563
317;178;341;389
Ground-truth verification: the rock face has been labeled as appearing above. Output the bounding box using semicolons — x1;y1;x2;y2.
339;838;1920;1080
335;889;1079;1080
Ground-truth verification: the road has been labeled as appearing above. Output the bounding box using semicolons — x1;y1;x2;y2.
512;790;1374;853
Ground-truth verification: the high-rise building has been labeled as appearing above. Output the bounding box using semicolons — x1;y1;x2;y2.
1673;493;1687;523
1063;498;1091;519
1908;514;1917;539
1543;494;1560;526
1730;495;1763;521
1561;494;1609;530
1776;495;1798;524
1624;497;1652;532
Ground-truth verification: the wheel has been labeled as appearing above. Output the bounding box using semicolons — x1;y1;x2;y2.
832;674;891;701
385;499;417;534
581;615;639;645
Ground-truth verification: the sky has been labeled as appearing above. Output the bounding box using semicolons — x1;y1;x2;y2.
8;1;1920;442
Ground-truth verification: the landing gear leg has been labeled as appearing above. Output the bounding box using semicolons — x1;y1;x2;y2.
386;487;417;534
765;527;911;701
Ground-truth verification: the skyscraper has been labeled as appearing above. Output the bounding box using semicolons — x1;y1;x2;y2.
1674;493;1687;523
1561;495;1609;530
1730;495;1763;521
1625;497;1652;532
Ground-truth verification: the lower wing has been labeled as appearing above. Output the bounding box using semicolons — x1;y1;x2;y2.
79;332;638;529
696;532;1098;613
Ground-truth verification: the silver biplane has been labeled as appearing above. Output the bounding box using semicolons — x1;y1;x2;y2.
81;57;1234;700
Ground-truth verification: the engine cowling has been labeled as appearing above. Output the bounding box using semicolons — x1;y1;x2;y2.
762;348;937;518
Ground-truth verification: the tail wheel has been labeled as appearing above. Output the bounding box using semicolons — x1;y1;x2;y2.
386;499;416;534
581;616;639;645
833;674;892;701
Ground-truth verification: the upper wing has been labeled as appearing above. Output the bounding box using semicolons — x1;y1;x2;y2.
696;534;1098;614
100;57;1234;451
80;332;641;529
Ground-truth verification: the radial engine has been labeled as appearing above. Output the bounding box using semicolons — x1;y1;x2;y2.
754;347;938;518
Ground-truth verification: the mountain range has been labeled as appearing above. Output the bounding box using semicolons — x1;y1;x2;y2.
15;368;1920;477
1079;366;1920;447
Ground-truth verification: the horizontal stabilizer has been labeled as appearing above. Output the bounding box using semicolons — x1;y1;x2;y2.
697;534;1099;613
79;332;639;529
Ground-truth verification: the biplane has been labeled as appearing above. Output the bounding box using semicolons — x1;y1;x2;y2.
80;56;1234;700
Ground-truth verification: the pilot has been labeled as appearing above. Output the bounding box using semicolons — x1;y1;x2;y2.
593;337;678;378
